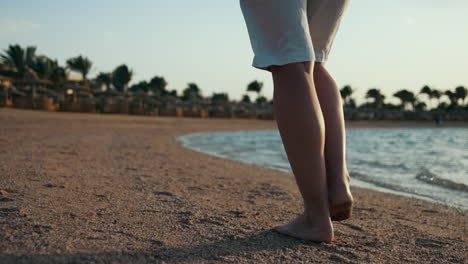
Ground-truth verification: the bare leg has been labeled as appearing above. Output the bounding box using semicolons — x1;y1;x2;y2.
313;62;353;220
271;62;333;242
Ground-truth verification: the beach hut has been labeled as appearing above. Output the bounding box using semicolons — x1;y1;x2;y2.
158;95;184;117
209;102;236;118
13;70;56;110
0;80;27;108
232;102;258;119
0;75;12;106
181;97;210;118
257;105;275;120
59;83;95;112
128;91;160;116
31;86;61;111
94;90;129;114
142;96;162;116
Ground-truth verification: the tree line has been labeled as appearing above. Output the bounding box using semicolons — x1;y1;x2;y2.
1;44;466;110
342;84;467;111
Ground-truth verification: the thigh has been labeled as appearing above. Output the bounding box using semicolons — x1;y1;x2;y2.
307;0;350;62
240;0;314;70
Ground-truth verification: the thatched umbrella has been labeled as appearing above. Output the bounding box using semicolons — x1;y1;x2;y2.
127;91;161;115
0;75;11;105
92;89;128;113
61;83;93;103
0;75;11;83
13;70;52;108
93;89;124;97
7;87;26;97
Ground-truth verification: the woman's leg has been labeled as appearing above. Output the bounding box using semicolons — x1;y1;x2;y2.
313;62;353;219
271;61;333;242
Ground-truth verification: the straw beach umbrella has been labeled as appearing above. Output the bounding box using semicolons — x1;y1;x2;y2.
59;83;95;112
0;75;11;106
0;75;12;106
159;95;183;117
61;83;93;103
93;89;127;113
129;90;161;115
13;69;52;109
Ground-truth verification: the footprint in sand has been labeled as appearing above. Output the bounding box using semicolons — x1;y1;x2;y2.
0;207;28;217
249;183;291;200
200;217;225;226
422;209;439;214
154;191;175;197
226;210;246;218
415;238;449;248
44;183;65;188
177;211;195;227
0;190;14;202
342;223;364;232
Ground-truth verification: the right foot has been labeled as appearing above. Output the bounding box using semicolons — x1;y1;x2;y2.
328;173;354;221
274;213;334;243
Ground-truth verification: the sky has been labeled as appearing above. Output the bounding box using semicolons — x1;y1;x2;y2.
1;0;467;105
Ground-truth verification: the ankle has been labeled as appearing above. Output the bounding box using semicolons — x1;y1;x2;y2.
303;208;330;224
328;168;350;184
302;211;334;234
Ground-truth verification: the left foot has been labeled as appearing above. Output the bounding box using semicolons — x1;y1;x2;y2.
274;213;333;242
328;172;354;221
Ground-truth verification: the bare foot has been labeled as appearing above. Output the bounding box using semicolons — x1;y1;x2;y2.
274;213;333;243
328;173;354;221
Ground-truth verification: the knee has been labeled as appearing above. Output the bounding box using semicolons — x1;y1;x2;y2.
313;62;330;80
270;61;313;75
313;61;326;73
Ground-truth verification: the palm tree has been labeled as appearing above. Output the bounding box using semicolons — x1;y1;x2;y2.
95;72;113;91
241;94;251;104
181;83;202;101
128;81;149;94
444;90;458;108
340;85;354;106
247;80;263;100
414;102;427;111
49;61;67;86
455;86;467;107
168;89;178;97
255;95;268;105
0;44;37;78
419;85;432;108
393;89;416;110
149;76;168;96
112;64;133;92
365;88;386;108
430;89;442;109
437;102;448;110
211;92;229;104
348;98;357;108
66;55;92;86
30;55;54;80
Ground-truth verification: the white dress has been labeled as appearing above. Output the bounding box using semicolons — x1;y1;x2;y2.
240;0;350;71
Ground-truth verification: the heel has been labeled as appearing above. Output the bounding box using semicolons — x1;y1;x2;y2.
330;202;353;221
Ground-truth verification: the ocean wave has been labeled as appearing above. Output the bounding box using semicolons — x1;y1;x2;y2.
354;160;410;171
179;129;468;209
349;171;432;197
415;168;468;193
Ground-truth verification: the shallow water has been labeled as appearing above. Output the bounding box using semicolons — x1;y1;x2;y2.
178;128;468;210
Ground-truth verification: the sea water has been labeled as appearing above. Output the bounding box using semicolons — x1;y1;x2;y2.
178;128;468;210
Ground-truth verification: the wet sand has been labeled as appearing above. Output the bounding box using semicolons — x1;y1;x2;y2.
0;108;466;263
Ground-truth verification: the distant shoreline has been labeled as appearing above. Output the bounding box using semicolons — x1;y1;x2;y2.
344;120;468;128
2;107;468;129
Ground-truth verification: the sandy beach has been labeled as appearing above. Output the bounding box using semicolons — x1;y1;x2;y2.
0;108;466;263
